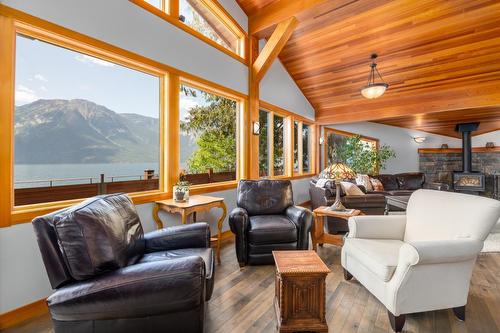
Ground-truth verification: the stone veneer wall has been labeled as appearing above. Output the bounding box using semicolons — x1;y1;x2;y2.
419;151;499;198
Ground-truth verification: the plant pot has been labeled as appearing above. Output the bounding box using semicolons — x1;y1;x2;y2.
173;186;189;202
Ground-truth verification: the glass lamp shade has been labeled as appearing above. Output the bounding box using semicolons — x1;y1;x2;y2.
323;162;356;180
361;83;388;99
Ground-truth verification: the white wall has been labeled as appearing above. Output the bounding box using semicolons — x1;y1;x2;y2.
1;0;248;94
259;41;315;120
0;1;317;314
323;123;499;173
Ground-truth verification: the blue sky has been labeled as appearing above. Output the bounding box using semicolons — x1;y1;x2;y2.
15;34;161;118
15;34;211;121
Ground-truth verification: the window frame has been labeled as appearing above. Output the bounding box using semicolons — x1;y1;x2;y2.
0;8;249;227
130;0;247;64
178;77;244;188
323;127;380;168
259;101;317;180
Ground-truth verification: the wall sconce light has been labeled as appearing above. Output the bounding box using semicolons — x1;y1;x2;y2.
319;137;325;145
252;121;260;135
413;136;427;143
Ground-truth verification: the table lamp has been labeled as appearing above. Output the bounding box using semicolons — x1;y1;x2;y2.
324;162;356;211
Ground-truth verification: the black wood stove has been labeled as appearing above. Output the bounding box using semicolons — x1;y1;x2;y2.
453;123;485;193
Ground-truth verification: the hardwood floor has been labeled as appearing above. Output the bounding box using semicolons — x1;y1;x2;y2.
4;241;500;333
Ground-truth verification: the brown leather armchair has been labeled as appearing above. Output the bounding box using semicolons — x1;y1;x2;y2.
229;180;312;267
32;193;214;333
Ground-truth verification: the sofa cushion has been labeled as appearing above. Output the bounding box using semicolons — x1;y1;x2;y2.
341;182;365;196
371;174;399;191
396;173;425;190
343;239;403;282
53;194;144;280
248;215;297;244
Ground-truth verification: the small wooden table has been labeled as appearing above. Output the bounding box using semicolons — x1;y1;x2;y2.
273;250;330;333
312;206;362;251
153;195;227;264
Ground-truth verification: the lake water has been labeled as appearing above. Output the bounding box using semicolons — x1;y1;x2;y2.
15;163;159;188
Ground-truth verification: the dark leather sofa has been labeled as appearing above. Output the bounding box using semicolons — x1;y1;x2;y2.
32;193;214;333
309;173;429;233
229;179;312;266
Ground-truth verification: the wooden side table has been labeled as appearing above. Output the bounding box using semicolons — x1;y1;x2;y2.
312;206;362;251
273;250;330;333
153;195;227;264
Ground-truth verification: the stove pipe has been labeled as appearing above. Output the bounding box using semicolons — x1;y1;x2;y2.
455;122;479;173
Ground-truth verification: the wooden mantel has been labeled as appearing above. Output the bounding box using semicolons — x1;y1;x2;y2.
418;147;500;154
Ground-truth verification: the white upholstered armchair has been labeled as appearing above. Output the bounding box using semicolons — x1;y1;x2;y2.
341;189;500;332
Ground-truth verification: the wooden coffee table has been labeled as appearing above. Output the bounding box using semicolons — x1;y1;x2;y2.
273;250;330;333
312;206;362;250
153;195;227;263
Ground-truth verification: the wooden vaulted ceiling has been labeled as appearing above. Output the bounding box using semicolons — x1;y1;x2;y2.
237;0;500;138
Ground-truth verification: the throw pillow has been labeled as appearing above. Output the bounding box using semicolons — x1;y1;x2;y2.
370;178;385;192
340;181;365;196
315;178;330;188
356;174;373;191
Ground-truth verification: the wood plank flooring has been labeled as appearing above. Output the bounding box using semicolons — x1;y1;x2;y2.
4;241;500;333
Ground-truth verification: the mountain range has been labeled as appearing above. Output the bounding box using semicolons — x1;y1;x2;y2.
15;99;195;164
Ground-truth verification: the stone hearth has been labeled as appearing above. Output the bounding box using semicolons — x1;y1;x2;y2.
419;150;499;199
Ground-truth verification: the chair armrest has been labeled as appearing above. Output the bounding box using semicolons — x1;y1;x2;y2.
400;238;483;265
285;206;313;249
144;223;210;252
348;215;407;240
47;257;205;321
229;207;249;265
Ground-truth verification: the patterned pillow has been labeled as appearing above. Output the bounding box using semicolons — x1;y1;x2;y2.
356;174;373;191
340;181;365;196
370;178;385;192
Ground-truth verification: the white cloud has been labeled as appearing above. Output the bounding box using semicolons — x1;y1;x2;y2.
15;85;38;105
34;74;48;82
179;98;199;120
75;54;115;67
40;86;48;92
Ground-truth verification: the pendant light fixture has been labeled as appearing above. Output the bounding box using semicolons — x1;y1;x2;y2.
361;53;389;99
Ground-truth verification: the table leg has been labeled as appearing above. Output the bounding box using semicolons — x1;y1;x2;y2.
216;202;227;264
312;213;318;251
152;203;163;230
181;211;187;225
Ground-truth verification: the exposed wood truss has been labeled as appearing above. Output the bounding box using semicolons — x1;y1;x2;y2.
252;16;298;82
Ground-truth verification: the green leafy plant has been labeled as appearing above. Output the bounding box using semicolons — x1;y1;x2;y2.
180;89;237;173
333;135;395;174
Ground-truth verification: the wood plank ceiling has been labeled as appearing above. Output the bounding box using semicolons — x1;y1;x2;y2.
237;0;500;137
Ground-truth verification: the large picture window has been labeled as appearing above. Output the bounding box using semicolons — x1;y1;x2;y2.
179;82;238;185
324;128;378;167
13;34;162;206
259;109;269;177
273;114;286;176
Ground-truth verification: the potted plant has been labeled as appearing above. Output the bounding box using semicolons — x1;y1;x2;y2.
173;171;190;202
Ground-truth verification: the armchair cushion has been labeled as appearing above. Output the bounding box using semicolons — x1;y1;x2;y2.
47;257;205;321
348;215;407;240
144;223;210;252
343;238;403;282
52;194;144;281
248;215;297;244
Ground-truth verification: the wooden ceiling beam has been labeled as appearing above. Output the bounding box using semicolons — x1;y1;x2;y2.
249;0;328;38
252;16;298;83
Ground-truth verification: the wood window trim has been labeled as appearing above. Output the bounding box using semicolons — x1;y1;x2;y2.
130;0;248;65
0;5;249;227
323;127;380;168
178;77;244;187
258;101;317;178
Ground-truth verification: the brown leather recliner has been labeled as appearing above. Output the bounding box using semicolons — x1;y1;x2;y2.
229;180;312;267
32;193;214;333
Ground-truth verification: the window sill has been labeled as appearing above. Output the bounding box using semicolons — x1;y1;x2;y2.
130;0;247;66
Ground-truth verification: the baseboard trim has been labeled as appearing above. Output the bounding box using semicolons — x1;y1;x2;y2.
0;299;48;330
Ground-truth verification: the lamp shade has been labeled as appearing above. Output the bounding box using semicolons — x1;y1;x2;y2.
361;83;388;99
321;162;356;180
